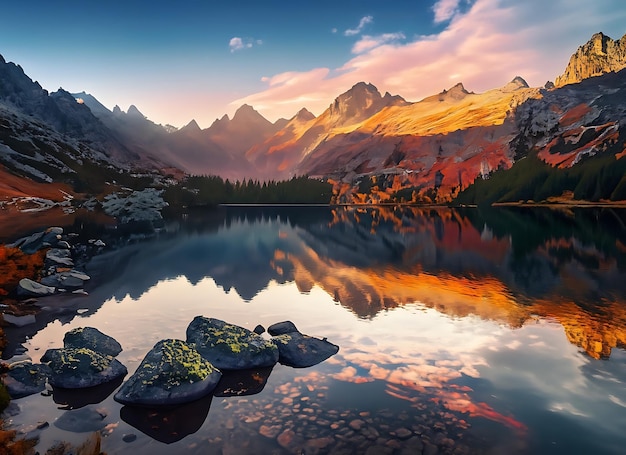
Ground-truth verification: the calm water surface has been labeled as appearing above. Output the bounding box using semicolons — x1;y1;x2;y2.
3;206;626;454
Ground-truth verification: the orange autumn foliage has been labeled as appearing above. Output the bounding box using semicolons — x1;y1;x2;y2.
0;245;46;296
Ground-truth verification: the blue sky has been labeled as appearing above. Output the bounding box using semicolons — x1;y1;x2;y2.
1;0;625;127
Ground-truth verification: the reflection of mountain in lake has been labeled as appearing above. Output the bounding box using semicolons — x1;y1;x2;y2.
5;206;626;360
295;206;626;359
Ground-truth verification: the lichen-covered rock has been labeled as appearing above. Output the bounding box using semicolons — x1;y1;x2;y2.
186;316;279;370
273;332;339;368
41;347;127;388
3;362;51;398
114;339;221;406
63;327;122;357
267;320;299;336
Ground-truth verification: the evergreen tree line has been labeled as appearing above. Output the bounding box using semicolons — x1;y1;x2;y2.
455;148;626;206
163;175;334;206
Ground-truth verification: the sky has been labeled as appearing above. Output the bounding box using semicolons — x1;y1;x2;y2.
1;0;625;128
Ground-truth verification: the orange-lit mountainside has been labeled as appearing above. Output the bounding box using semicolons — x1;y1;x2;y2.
1;32;626;205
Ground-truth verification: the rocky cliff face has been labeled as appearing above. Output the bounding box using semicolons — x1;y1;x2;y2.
555;32;626;87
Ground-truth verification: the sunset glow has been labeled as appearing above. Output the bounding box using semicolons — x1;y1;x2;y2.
1;1;624;126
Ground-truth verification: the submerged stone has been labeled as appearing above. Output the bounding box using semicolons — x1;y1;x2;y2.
273;332;339;368
41;347;127;388
3;362;51;399
114;339;221;406
186;316;279;370
63;327;122;357
54;406;108;433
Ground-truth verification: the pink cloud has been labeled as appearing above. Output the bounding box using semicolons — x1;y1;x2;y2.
352;33;406;54
230;0;626;121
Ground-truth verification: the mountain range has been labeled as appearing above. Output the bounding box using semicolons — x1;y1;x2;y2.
1;31;626;205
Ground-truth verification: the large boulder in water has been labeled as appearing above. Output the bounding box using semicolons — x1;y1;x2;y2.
114;339;221;406
41;347;127;388
186;316;279;370
3;362;51;398
272;331;339;368
63;327;122;357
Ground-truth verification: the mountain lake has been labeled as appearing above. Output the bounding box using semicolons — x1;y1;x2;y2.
2;205;626;455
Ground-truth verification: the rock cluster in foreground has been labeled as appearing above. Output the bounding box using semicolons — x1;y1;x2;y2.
3;318;338;410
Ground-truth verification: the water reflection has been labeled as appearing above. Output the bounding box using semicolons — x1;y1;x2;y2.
3;205;626;454
120;396;214;444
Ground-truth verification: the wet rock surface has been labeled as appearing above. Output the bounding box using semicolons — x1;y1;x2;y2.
268;320;340;368
268;320;300;336
186;316;279;370
41;347;127;388
16;278;55;297
114;339;221;406
273;331;340;368
3;362;51;398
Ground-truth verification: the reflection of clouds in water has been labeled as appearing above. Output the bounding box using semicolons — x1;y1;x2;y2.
481;321;626;446
325;305;526;431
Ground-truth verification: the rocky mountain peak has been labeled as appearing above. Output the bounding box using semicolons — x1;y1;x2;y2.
294;107;315;122
427;82;471;103
501;76;530;92
232;104;269;124
180;119;201;133
326;82;403;126
112;105;123;115
127;104;145;119
555;32;626;87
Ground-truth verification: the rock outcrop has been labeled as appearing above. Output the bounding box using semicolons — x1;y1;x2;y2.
555;32;626;87
186;317;279;370
114;339;221;406
268;320;339;368
41;347;127;388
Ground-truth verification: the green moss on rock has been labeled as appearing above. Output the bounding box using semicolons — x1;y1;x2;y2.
114;339;222;407
186;317;279;370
